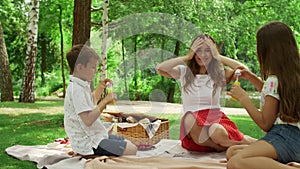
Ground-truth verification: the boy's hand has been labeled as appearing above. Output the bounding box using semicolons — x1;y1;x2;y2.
95;78;114;105
99;78;113;89
104;92;117;105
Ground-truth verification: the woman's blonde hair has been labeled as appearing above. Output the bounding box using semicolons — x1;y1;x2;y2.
183;34;226;96
256;21;300;122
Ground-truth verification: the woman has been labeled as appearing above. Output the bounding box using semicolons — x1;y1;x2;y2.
156;34;256;152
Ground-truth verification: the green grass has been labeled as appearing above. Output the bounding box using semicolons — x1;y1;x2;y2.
0;99;64;109
223;98;260;109
0;100;66;169
227;115;265;139
0;99;264;169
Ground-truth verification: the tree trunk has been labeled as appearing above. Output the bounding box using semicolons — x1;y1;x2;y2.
97;0;109;101
121;38;128;93
40;33;47;86
0;21;14;102
59;5;66;98
160;35;165;83
19;0;40;103
133;36;137;88
133;36;139;100
167;40;180;103
100;0;109;81
72;0;91;46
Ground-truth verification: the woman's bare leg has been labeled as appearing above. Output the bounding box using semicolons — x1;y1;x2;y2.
208;123;256;148
183;114;226;151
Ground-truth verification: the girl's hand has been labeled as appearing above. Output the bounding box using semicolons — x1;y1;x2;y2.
237;68;256;81
227;84;248;101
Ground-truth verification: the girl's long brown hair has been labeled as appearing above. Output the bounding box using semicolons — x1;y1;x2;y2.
183;34;226;96
256;21;300;122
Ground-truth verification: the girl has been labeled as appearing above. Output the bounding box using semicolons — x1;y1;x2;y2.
156;34;256;152
227;21;300;168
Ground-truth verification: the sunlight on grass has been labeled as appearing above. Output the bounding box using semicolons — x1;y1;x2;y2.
0;99;64;109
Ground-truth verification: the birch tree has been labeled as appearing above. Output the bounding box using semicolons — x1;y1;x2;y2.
96;0;109;102
19;0;40;103
100;0;109;81
0;21;14;102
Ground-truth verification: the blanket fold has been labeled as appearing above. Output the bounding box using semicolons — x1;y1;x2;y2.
85;156;227;169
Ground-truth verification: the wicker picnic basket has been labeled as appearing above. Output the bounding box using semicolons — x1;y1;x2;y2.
116;119;169;146
103;112;170;146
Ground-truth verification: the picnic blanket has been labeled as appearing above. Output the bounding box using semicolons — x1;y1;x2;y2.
5;139;227;169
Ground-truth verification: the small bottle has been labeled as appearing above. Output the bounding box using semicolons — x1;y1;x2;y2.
231;69;241;101
106;82;116;104
112;118;118;135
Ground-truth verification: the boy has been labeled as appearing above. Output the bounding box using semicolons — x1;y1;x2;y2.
64;44;137;156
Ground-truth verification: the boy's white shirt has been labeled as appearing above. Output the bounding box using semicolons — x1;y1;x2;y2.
64;75;108;155
178;65;221;113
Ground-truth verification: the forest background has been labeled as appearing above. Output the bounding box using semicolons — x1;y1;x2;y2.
0;0;299;104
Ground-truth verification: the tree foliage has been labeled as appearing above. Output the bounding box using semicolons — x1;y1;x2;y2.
1;0;300;103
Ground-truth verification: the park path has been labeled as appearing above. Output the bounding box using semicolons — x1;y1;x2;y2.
0;99;248;116
105;100;248;115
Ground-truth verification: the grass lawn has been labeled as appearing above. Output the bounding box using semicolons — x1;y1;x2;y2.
0;99;265;169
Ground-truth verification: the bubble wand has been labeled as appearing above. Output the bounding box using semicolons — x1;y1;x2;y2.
231;69;241;100
106;82;116;104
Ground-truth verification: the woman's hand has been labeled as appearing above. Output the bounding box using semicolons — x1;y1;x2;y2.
183;38;205;61
227;84;248;101
205;37;221;61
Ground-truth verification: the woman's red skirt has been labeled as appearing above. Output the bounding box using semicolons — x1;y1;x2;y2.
179;109;244;152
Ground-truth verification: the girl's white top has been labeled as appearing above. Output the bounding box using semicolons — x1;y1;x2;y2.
178;65;222;113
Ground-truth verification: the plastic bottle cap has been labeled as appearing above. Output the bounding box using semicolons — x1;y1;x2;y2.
106;82;113;88
235;69;241;76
